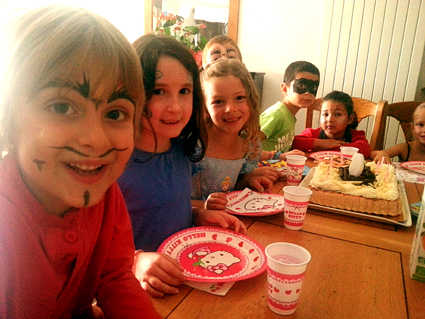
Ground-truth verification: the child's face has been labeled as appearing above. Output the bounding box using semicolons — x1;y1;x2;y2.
203;75;251;135
412;108;425;144
204;43;241;66
13;68;135;215
141;56;193;151
282;72;319;109
320;100;353;139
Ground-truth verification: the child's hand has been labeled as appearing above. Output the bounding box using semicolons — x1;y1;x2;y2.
314;139;347;150
281;149;305;160
205;192;228;210
236;169;276;191
249;167;281;182
133;251;186;298
372;150;392;164
193;207;247;234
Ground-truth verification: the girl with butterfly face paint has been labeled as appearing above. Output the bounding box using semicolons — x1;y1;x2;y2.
0;5;161;318
260;61;320;161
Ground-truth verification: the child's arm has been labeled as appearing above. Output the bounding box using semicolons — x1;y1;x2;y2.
371;143;407;164
235;173;274;193
260;150;305;161
133;251;186;298
291;128;319;151
192;204;247;234
95;187;161;318
343;130;370;158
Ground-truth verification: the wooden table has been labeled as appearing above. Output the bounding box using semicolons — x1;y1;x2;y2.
151;179;425;319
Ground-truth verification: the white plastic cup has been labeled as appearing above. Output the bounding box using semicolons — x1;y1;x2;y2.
285;155;307;186
266;242;311;315
340;146;359;160
282;186;312;230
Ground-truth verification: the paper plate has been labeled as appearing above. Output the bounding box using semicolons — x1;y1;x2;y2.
310;151;341;161
225;190;285;216
400;161;425;175
158;227;267;282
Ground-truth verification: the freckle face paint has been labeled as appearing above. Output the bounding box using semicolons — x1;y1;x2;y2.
33;159;46;171
292;78;319;96
84;191;90;207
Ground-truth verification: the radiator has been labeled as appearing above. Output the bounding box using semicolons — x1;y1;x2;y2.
317;0;425;149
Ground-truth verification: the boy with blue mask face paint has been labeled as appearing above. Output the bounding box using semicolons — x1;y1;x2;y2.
260;61;320;161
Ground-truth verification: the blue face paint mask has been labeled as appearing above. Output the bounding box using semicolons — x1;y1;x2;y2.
292;78;319;96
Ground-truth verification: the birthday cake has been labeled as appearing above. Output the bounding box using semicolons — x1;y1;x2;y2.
308;155;402;216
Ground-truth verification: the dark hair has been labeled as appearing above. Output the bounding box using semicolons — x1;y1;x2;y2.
132;34;207;162
283;61;320;84
322;90;358;129
201;59;261;159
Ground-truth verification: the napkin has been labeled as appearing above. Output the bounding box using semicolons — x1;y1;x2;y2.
185;281;235;296
226;188;284;214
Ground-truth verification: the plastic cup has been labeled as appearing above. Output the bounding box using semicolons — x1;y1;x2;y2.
340;146;359;160
285;155;307;186
266;242;311;315
282;186;312;230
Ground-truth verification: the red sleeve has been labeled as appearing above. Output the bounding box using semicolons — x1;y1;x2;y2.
95;184;161;319
291;128;321;151
344;129;370;159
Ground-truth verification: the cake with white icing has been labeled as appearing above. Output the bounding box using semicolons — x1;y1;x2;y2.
308;156;401;216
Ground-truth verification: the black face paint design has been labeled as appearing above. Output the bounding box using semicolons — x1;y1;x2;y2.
33;159;46;171
50;146;129;158
84;191;90;207
99;147;129;158
51;146;90;157
292;78;319;96
76;74;90;99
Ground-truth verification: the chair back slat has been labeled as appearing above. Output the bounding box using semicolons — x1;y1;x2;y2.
373;101;424;150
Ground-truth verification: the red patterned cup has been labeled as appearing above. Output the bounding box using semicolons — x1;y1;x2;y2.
282;186;312;230
286;155;307;186
265;243;311;315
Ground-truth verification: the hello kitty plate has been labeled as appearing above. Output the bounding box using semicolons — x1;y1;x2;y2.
310;151;341;161
158;227;267;282
226;189;285;216
400;161;425;175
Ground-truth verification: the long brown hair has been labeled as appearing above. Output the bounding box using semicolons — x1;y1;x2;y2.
132;34;207;162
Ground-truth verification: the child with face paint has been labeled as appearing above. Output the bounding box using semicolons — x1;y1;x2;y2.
292;90;370;158
191;59;275;205
260;61;320;160
371;103;425;164
201;35;243;69
0;5;161;318
117;34;246;298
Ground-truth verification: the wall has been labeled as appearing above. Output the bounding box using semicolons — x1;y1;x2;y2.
3;0;423;138
0;0;145;43
238;0;326;134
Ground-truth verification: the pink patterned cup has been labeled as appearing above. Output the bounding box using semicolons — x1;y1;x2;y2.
265;242;311;315
285;155;307;186
282;186;312;230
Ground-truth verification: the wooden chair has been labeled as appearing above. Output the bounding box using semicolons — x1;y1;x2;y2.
305;97;387;151
372;101;424;151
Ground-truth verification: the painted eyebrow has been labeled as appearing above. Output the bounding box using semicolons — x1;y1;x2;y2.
108;89;134;104
44;79;134;104
209;49;221;56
